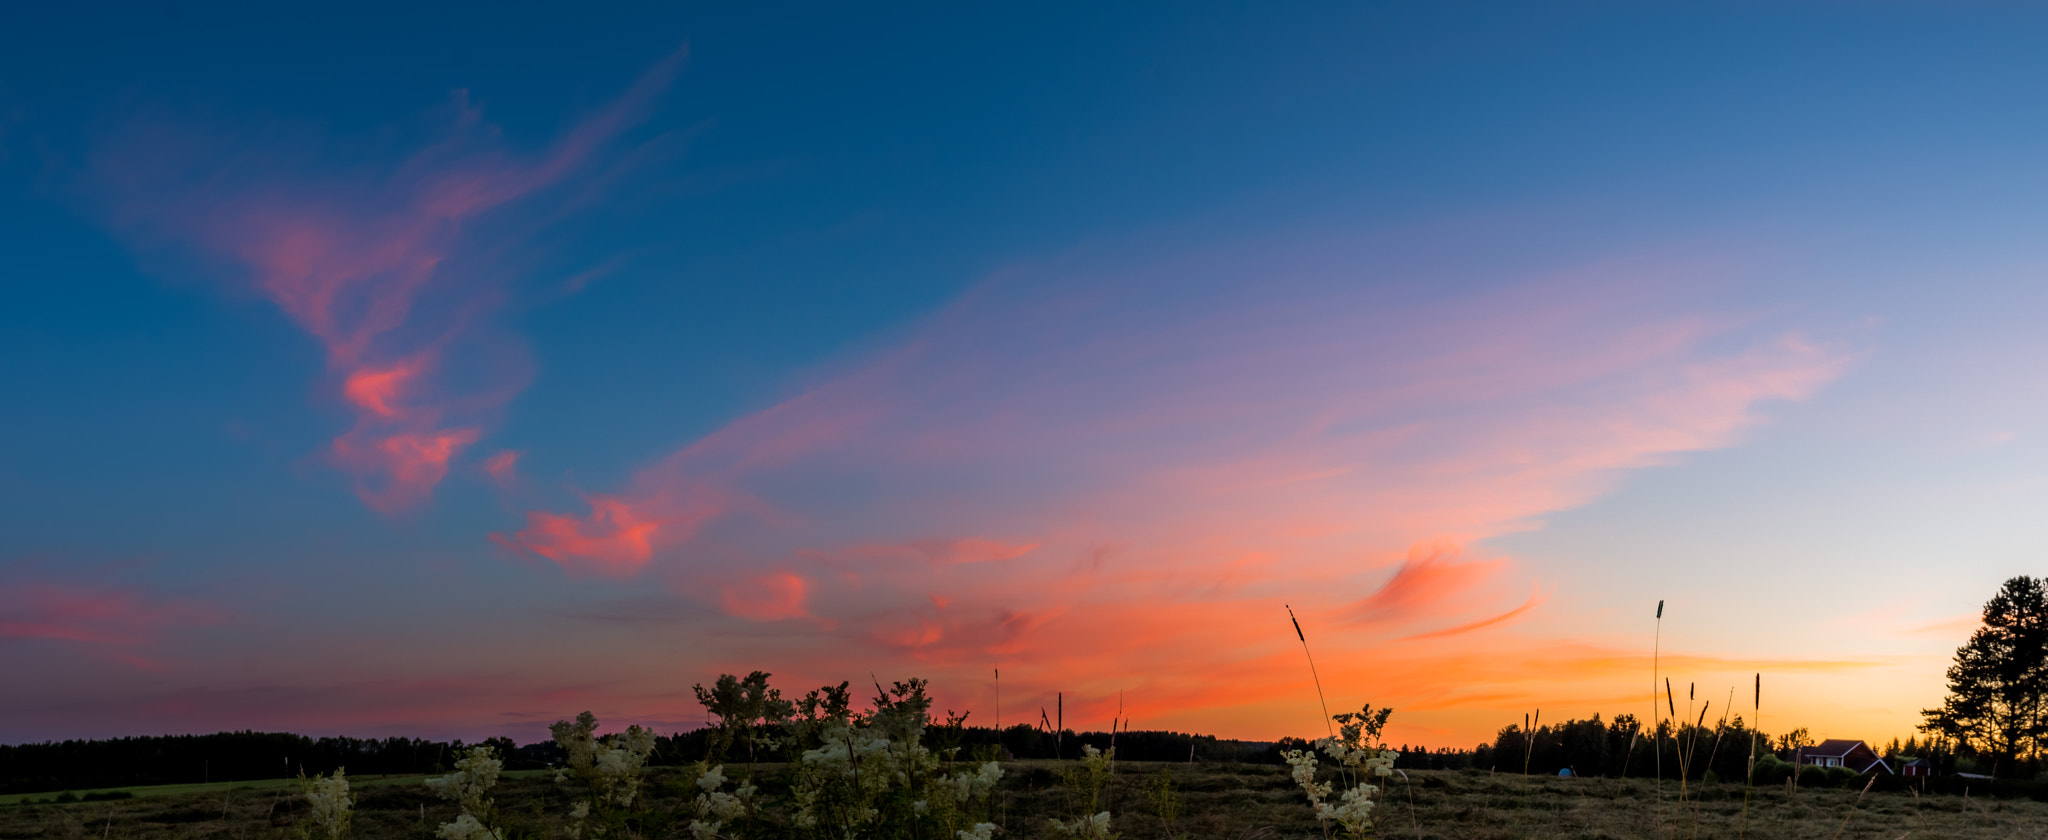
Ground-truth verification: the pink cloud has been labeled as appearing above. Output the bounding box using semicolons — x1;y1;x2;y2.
719;572;813;622
483;449;522;486
494;497;668;577
333;427;483;513
799;538;1041;568
88;48;684;512
493;233;1855;742
0;574;222;671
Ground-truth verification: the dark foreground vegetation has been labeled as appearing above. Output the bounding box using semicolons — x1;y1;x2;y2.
0;720;2005;800
5;761;2046;840
0;728;1308;798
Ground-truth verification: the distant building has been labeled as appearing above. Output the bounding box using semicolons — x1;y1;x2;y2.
1900;757;1933;777
1795;740;1892;774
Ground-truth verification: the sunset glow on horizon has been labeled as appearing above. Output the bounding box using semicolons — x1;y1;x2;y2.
7;2;2048;753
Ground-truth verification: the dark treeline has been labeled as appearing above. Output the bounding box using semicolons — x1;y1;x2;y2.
661;724;1302;766
1463;713;2030;789
0;725;1300;796
0;733;561;796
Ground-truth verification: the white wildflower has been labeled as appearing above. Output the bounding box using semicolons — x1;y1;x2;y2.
1049;812;1115;839
427;746;503;818
957;823;998;840
301;768;353;840
434;813;503;840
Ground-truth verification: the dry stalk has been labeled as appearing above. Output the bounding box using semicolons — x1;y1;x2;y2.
1287;605;1336;740
1828;774;1879;840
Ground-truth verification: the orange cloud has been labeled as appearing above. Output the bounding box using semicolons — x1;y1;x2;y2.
493;235;1857;744
1396;585;1548;641
1344;540;1503;626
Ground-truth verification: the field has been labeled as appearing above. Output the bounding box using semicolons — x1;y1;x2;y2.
4;761;2045;840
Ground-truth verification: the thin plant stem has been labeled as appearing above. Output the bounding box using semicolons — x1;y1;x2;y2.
1828;775;1878;840
1741;674;1759;840
1287;605;1336;739
1402;769;1422;840
1689;690;1732;840
1653;599;1665;833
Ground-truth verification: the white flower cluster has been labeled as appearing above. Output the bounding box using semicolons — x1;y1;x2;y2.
552;712;660;840
791;719;916;830
1282;737;1399;839
1048;812;1113;839
937;761;1004;806
435;813;499;840
685;763;757;840
956;823;999;840
301;768;354;840
427;746;504;840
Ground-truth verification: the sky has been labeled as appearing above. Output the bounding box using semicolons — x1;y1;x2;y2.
5;1;2048;749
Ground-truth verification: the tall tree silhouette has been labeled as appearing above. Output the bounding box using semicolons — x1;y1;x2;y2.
1921;576;2048;775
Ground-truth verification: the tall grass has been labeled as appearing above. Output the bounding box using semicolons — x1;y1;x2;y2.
1741;673;1759;839
1652;599;1665;824
1287;605;1337;739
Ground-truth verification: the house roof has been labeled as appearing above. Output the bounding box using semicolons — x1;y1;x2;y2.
1801;739;1866;757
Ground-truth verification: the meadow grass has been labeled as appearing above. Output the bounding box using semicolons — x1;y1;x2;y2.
0;772;560;807
6;762;2045;839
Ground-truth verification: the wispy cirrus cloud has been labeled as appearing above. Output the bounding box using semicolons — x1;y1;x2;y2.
0;569;222;671
86;49;684;512
489;229;1854;740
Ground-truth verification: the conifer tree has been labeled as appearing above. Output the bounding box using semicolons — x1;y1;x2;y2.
1921;576;2048;775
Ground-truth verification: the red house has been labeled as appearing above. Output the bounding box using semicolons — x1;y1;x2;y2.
1795;740;1892;774
1900;757;1933;777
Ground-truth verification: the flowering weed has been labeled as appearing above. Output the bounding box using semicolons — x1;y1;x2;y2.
550;711;658;839
426;745;504;840
1283;703;1398;839
780;677;1002;840
295;767;353;840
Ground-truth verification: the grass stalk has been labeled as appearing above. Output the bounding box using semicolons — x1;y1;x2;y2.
1827;774;1878;840
1523;709;1540;775
1620;725;1640;780
1663;677;1678;831
1652;599;1665;831
1688;690;1733;840
1286;605;1336;739
1740;674;1758;840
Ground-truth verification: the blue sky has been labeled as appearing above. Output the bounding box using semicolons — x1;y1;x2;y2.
5;1;2048;744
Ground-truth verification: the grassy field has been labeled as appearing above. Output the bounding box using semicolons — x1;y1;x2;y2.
4;761;2045;839
0;772;558;807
